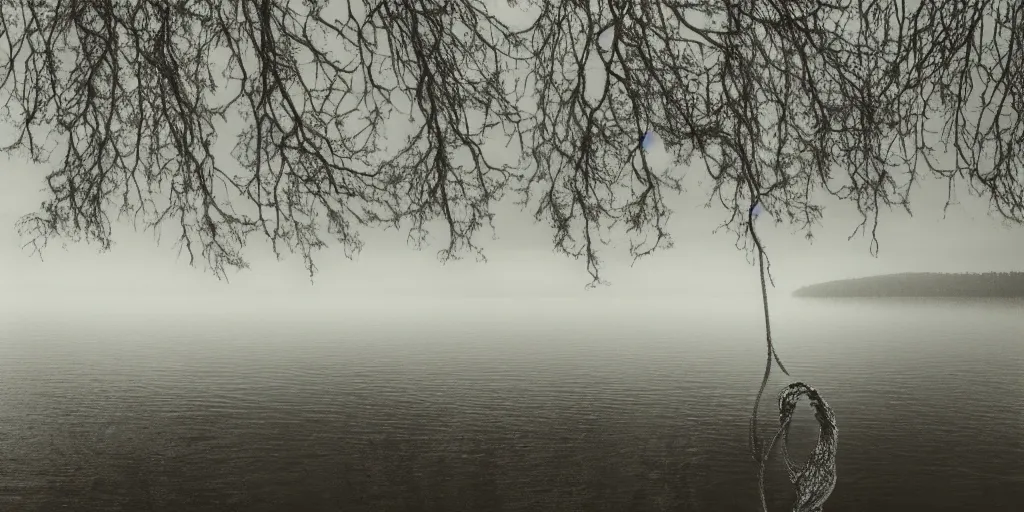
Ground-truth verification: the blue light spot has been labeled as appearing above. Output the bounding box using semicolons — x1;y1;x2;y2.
641;130;656;152
752;202;764;219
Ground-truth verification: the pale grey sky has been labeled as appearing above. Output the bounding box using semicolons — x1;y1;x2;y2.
3;146;1020;310
1;0;1021;312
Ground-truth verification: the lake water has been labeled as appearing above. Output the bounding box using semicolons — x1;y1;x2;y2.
1;297;1021;511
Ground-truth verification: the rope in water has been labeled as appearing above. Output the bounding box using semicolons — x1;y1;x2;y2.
767;383;839;512
747;208;838;512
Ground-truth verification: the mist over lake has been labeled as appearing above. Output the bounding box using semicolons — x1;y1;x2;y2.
2;296;1021;512
3;0;1024;508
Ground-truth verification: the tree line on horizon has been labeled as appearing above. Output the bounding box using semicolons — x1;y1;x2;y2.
6;2;1020;510
793;272;1024;298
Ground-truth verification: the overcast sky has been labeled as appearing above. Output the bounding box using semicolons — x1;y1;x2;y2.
3;146;1020;310
1;1;1021;313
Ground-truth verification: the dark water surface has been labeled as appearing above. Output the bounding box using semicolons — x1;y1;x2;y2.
1;297;1022;511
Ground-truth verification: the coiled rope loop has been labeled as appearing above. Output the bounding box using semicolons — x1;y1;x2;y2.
762;382;839;512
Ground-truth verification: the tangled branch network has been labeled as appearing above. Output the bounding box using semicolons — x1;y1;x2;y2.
5;0;1024;509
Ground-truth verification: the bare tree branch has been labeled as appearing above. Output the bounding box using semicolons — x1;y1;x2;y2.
4;2;1021;509
1;0;1021;284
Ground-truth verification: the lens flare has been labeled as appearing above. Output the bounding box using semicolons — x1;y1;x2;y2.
641;130;656;152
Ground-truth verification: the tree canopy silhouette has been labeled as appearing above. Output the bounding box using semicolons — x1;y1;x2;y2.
3;0;1021;285
4;1;1021;509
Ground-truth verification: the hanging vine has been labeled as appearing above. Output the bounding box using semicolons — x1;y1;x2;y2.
2;0;1021;508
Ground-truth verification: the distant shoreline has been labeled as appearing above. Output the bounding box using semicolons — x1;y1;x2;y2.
792;272;1024;299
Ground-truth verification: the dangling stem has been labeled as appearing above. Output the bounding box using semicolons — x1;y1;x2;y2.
747;208;789;512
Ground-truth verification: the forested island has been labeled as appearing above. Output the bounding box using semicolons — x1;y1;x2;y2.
792;272;1024;298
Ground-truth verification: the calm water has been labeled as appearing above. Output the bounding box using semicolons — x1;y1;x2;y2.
1;297;1021;511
